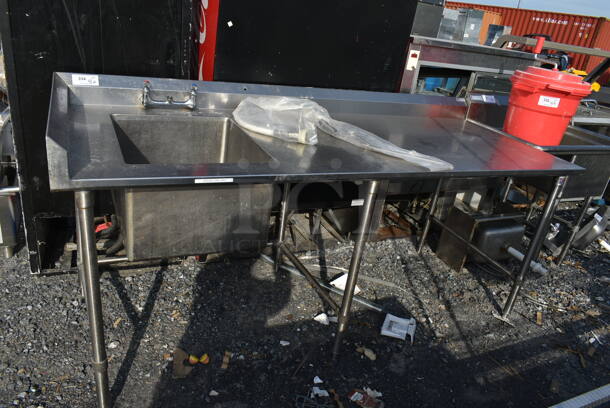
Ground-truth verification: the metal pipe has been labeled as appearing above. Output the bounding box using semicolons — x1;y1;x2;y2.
417;179;442;254
259;254;384;313
74;201;85;298
97;256;129;265
279;243;339;313
556;195;593;266
505;246;548;275
75;191;110;408
274;183;290;274
473;213;524;224
501;177;513;203
501;176;567;319
0;186;20;195
333;180;380;360
431;217;513;279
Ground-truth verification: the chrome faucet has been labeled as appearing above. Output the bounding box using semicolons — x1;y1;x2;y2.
142;80;198;110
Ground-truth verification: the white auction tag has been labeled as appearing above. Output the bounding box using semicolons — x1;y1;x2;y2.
194;178;234;184
538;95;560;108
72;74;99;86
351;199;364;207
405;50;420;71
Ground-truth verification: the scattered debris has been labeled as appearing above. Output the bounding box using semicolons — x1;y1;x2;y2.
313;313;338;325
280;340;290;347
220;351;233;370
348;389;384;408
590;331;604;345
172;348;193;379
586;309;602;317
521;294;567;313
356;346;377;361
112;317;123;328
313;376;324;384
536;311;543;326
329;389;344;408
314;313;330;325
599;239;610;252
381;313;416;344
311;386;330;398
363;387;383;398
108;341;120;349
209;390;219;397
330;274;361;295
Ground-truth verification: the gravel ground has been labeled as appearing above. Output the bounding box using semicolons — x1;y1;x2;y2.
0;213;608;407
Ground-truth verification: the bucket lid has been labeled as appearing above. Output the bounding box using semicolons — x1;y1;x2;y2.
511;66;591;96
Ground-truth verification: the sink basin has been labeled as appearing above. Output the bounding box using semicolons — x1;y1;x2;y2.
111;114;271;165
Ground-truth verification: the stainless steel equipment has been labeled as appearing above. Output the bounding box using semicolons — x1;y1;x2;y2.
114;184;273;260
400;36;544;94
45;72;582;408
467;95;610;265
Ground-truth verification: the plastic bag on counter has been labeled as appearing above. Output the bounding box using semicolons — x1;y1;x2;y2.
316;117;453;171
232;96;453;171
232;97;323;145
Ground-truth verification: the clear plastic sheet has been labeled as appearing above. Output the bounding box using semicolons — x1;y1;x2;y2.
232;96;453;171
232;97;323;145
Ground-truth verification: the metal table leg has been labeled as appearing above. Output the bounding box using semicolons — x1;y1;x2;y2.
500;176;566;320
555;195;593;266
75;191;111;408
501;177;514;203
75;200;86;297
274;183;291;274
417;179;443;254
332;180;380;360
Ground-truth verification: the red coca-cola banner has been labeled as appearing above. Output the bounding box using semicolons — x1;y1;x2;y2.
198;0;220;81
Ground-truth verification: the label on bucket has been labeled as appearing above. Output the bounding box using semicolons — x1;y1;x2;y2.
538;95;560;108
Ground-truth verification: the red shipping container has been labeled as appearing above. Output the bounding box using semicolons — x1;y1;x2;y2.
446;2;609;71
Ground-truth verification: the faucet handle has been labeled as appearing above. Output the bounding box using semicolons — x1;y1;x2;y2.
142;81;197;110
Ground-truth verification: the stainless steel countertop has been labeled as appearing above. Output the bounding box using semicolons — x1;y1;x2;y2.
46;73;582;191
574;104;610;126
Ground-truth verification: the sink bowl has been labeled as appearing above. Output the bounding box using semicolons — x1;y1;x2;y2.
111;114;271;165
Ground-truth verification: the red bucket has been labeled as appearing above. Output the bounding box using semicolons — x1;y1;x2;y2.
504;67;591;146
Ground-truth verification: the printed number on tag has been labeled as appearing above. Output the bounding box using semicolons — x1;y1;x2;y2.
72;74;99;86
538;95;560;108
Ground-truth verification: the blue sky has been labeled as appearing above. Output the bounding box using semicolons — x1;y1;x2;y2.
460;0;610;18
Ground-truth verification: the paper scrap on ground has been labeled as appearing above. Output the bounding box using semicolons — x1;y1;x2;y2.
364;387;383;398
330;274;361;295
314;313;332;325
381;313;417;344
311;387;330;398
356;346;377;361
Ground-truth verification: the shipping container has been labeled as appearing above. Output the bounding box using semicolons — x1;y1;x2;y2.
480;10;502;44
446;2;610;71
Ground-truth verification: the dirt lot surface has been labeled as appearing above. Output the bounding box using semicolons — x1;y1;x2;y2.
0;212;608;407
